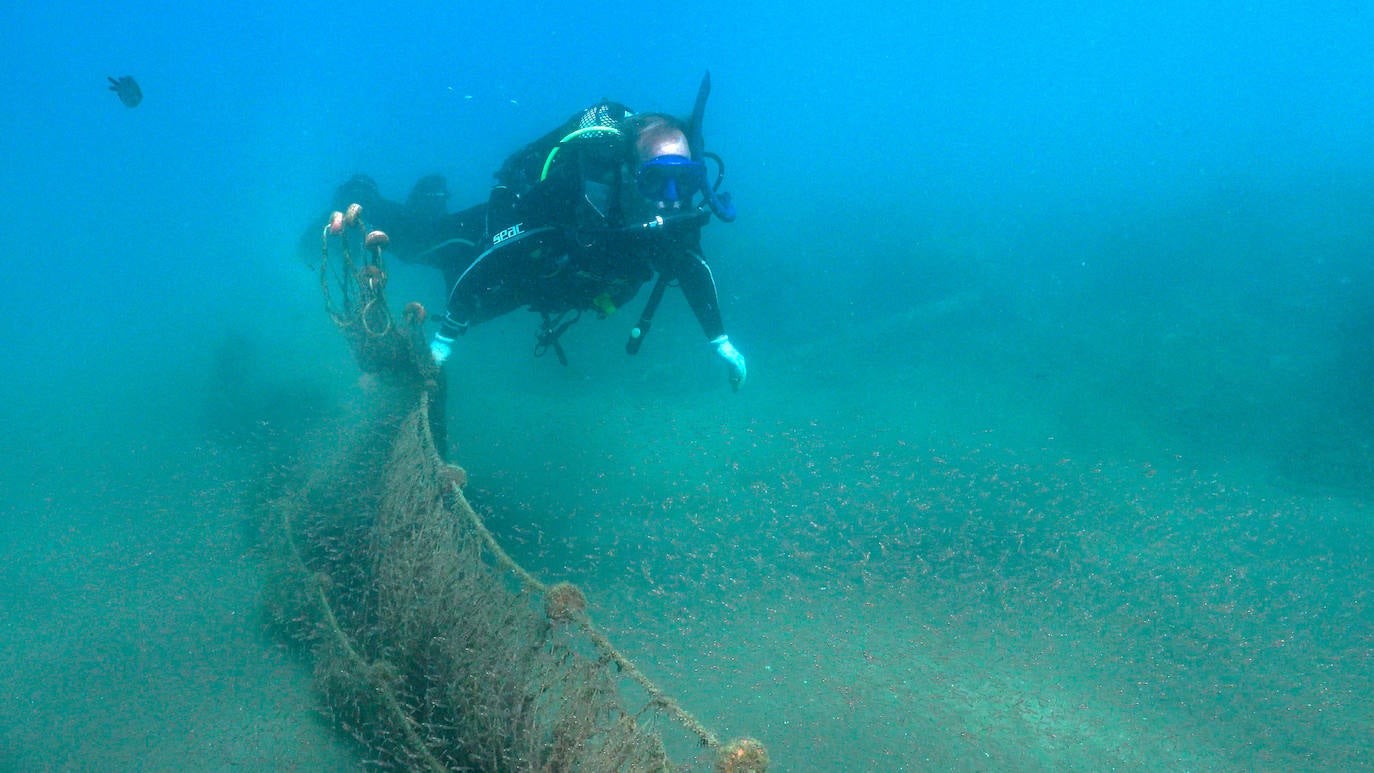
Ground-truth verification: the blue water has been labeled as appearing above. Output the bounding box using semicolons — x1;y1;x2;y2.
3;2;1372;770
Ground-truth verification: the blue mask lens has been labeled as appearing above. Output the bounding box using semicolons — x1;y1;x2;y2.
636;155;706;203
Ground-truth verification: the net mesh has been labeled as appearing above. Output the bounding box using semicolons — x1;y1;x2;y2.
257;214;767;771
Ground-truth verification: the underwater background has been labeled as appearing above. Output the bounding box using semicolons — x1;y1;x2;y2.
2;1;1372;770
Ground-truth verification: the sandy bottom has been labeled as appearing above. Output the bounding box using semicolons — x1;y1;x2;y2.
3;317;1371;772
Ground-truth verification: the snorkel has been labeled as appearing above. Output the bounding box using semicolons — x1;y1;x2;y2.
687;71;737;223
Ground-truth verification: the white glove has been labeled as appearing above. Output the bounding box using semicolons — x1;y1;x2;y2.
430;334;455;367
711;335;747;390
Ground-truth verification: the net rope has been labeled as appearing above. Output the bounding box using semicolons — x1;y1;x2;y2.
259;211;767;771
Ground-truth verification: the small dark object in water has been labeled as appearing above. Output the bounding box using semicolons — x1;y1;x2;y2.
108;76;141;107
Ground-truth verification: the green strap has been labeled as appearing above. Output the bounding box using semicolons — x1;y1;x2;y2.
539;126;622;181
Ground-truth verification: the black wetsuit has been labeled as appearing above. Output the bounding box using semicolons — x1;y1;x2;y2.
418;201;726;346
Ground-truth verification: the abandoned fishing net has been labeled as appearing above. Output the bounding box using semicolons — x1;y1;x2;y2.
260;210;767;771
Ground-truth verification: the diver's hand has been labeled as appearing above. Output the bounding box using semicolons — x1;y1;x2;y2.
430;334;455;367
711;335;747;391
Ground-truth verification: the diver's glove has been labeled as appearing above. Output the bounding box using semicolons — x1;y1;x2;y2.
430;333;455;367
711;334;747;391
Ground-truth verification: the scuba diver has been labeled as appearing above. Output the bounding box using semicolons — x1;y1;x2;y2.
327;73;748;391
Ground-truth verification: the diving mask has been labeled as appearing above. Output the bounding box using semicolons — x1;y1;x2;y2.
636;154;708;205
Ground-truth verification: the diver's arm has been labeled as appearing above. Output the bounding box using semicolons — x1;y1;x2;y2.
667;249;725;340
429;226;555;366
672;248;726;340
671;248;747;389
